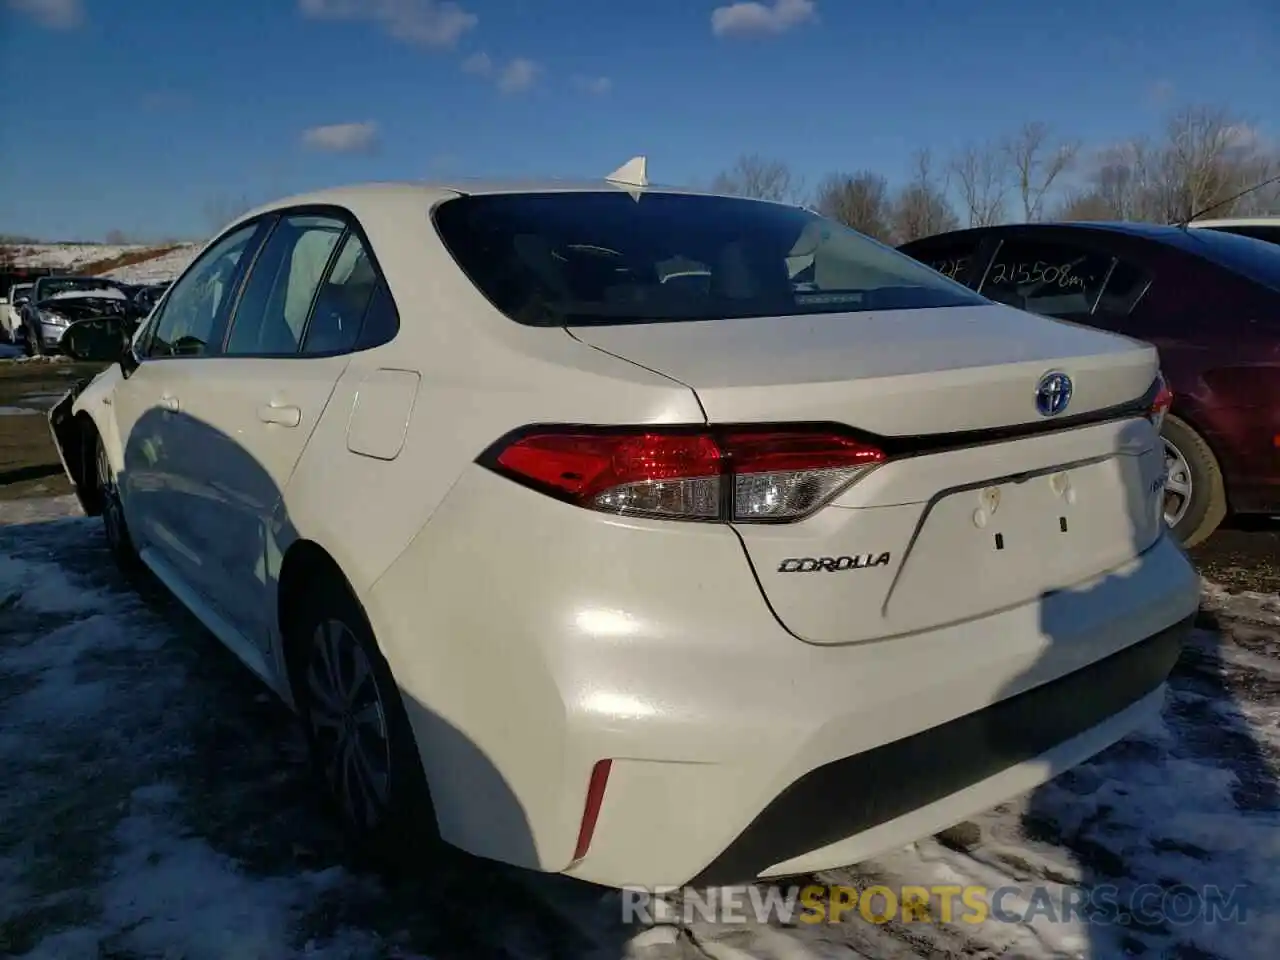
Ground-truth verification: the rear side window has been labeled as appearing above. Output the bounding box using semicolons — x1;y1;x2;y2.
432;191;986;327
979;239;1112;317
301;231;379;354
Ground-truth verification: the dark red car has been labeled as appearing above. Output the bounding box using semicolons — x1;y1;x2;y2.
899;222;1280;546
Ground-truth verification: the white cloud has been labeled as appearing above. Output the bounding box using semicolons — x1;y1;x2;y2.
298;0;476;48
7;0;84;29
498;58;540;94
301;121;379;153
461;51;494;76
573;75;613;96
461;52;540;94
711;0;815;37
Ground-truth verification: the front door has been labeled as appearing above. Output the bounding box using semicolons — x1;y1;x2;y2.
167;213;380;647
114;220;268;584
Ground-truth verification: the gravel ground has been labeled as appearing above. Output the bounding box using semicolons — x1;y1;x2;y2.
1;497;1277;960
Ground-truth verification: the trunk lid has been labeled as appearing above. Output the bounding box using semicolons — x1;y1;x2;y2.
569;304;1156;434
570;304;1167;644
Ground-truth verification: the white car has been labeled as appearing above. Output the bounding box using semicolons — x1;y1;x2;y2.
4;282;32;341
1188;216;1280;247
49;161;1200;888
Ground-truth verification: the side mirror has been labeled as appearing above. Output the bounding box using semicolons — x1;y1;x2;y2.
61;316;134;365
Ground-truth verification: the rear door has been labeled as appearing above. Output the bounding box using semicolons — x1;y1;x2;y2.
166;210;383;648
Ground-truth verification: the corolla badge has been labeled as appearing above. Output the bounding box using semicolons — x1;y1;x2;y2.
1035;371;1073;417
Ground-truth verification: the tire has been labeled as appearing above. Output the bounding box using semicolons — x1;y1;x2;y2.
94;433;142;572
288;572;440;868
1161;414;1227;549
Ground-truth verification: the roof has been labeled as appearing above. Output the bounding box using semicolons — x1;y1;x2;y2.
234;178;763;224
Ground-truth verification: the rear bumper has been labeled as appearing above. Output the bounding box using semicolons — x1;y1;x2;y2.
367;466;1201;889
691;615;1188;885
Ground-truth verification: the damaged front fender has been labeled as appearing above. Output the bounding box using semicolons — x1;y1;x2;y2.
47;376;102;516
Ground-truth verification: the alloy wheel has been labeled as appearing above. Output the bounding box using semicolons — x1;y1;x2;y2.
305;619;393;829
1162;437;1193;529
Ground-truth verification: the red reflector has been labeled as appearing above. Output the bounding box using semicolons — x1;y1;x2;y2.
1151;381;1174;417
573;759;612;862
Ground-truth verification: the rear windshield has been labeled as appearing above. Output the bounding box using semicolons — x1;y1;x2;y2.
1177;229;1280;292
432;191;987;326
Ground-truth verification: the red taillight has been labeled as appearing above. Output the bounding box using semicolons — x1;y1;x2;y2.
1149;375;1173;429
488;426;885;522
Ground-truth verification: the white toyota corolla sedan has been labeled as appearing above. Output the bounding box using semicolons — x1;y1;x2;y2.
49;160;1200;889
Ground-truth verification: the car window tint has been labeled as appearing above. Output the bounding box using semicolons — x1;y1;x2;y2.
979;239;1112;316
433;191;986;327
1094;259;1151;319
301;230;379;354
148;223;259;357
225;215;344;356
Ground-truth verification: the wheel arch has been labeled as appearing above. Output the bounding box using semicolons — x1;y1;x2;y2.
277;539;351;685
53;409;106;516
1163;405;1233;512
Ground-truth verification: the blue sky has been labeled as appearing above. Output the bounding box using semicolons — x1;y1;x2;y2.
2;0;1277;241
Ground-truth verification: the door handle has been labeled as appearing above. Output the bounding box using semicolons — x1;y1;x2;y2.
257;403;301;428
160;395;179;412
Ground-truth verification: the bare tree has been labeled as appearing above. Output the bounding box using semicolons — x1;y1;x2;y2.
891;149;959;243
202;192;256;232
104;228;130;245
812;171;893;241
1051;105;1279;224
710;154;806;205
1003;122;1079;222
949;142;1011;227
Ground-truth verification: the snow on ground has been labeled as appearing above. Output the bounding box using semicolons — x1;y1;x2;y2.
1;497;1277;959
2;244;147;271
101;244;200;285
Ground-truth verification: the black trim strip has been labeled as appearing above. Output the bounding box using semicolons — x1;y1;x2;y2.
688;615;1191;886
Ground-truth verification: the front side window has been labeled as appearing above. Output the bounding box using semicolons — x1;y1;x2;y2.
148;222;261;357
979;238;1113;317
433;191;986;327
225;215;345;355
